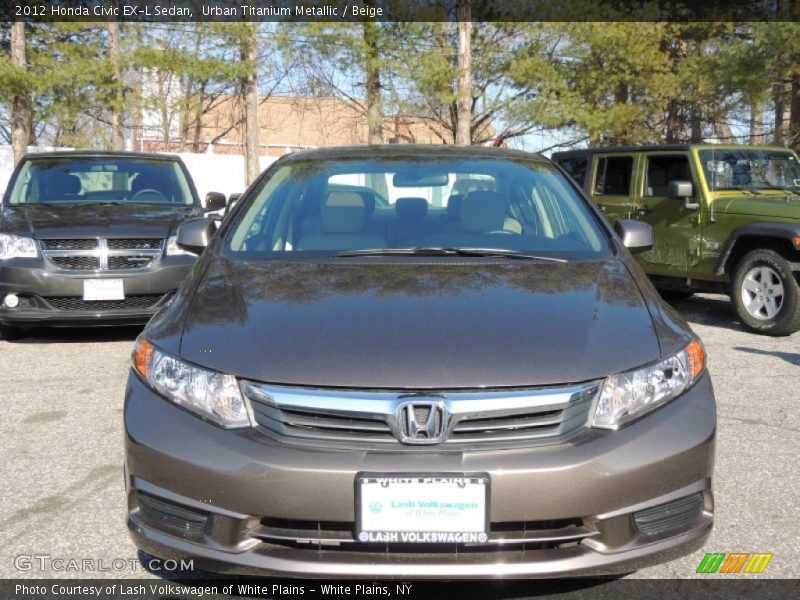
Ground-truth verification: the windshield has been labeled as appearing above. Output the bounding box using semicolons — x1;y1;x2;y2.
6;157;195;206
226;156;609;260
699;149;800;192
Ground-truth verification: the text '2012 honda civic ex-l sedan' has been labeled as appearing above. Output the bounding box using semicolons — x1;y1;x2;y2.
125;145;715;578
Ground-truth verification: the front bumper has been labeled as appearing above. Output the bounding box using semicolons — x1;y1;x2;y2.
124;373;716;579
0;256;194;326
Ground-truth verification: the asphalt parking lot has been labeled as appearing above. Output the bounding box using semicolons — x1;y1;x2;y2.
0;293;797;584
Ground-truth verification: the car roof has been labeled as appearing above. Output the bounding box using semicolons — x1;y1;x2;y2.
552;144;793;159
21;151;182;161
279;144;548;163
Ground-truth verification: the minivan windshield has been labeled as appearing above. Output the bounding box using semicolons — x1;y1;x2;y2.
6;157;195;206
699;149;800;193
226;157;609;260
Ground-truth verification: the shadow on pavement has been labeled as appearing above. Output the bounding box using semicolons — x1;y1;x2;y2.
7;324;143;344
663;294;743;333
733;346;800;366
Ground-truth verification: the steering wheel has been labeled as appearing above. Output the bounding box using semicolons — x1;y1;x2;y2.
131;188;168;202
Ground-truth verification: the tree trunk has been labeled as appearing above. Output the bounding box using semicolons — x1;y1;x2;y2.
107;14;124;151
11;21;32;165
690;105;703;142
243;27;260;185
789;74;800;151
363;19;383;144
774;82;786;145
455;0;472;146
749;99;764;144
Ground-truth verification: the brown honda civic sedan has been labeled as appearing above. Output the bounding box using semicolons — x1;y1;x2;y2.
124;145;715;578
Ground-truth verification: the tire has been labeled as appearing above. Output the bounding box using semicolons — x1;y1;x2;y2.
657;289;695;302
731;249;800;336
0;325;22;341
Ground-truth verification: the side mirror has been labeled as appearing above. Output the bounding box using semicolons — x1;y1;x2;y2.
614;219;653;254
667;180;699;210
225;193;242;215
204;191;227;213
176;218;218;255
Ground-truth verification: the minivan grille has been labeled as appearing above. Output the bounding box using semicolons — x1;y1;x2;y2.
40;239;97;250
41;238;163;272
43;294;164;312
243;382;598;451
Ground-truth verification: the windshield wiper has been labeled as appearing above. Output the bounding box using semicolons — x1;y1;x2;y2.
336;247;567;262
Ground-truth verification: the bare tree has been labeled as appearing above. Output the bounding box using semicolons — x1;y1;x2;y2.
243;25;260;185
107;8;124;150
11;21;32;164
455;0;472;146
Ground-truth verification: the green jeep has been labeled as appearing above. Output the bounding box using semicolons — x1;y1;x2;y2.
553;144;800;336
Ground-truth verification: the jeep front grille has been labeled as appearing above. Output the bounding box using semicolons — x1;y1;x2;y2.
242;381;599;451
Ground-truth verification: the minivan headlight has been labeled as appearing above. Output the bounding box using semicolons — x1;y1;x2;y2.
165;235;193;256
0;234;38;260
132;337;250;428
592;339;706;429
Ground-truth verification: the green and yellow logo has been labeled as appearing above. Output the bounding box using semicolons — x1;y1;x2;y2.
696;552;773;574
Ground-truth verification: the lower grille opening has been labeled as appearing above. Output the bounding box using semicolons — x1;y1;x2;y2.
43;295;165;312
251;516;594;553
137;493;209;534
633;493;705;535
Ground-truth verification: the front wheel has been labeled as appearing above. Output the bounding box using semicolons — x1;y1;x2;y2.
731;249;800;336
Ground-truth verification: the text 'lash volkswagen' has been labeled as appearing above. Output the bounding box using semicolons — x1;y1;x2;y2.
124;145;716;578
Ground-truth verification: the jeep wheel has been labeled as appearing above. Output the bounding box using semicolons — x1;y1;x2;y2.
0;324;22;341
731;249;800;336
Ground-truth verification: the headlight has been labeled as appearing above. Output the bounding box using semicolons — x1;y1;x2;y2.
592;339;706;429
165;235;194;256
0;234;38;260
132;338;250;428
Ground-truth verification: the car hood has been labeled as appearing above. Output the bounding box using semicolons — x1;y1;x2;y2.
0;203;201;238
174;257;663;389
711;194;800;221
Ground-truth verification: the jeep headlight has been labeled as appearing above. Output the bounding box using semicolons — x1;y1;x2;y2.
0;234;38;260
592;339;706;429
132;337;250;428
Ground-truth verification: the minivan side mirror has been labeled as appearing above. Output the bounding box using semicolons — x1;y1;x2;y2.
225;193;242;215
614;219;653;254
205;191;227;213
176;218;218;255
667;180;699;210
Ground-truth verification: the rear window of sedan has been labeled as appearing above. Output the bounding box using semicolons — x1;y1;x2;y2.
226;157;610;260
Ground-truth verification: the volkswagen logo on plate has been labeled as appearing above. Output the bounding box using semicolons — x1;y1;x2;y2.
394;398;449;445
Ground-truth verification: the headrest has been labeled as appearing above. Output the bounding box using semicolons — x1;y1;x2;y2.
446;194;463;220
322;191;366;233
327;189;375;215
395;197;428;221
43;171;81;195
461;191;507;233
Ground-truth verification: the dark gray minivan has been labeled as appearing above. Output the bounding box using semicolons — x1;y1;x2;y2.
125;145;715;578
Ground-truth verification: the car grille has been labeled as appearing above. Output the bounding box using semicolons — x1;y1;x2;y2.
50;256;100;271
108;238;162;250
242;382;599;451
43;294;165;312
249;516;597;552
41;238;163;271
40;239;97;250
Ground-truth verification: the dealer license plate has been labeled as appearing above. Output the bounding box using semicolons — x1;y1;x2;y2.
356;474;489;544
82;279;125;301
